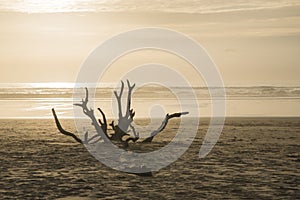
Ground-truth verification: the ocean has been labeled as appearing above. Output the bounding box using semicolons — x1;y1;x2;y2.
0;84;299;119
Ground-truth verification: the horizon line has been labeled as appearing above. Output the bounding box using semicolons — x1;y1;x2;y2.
0;82;299;88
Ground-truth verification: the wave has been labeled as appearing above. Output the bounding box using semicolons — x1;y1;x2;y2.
0;86;299;99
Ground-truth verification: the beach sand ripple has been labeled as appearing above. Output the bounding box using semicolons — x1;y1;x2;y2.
0;118;299;199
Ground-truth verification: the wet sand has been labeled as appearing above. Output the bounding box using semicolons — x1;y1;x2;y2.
0;118;299;199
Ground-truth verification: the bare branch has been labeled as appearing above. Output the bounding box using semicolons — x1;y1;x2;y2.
74;87;110;143
129;124;139;139
52;108;82;144
125;79;135;120
114;81;124;119
84;131;102;144
142;111;189;143
109;121;115;131
52;108;103;144
112;80;136;141
98;108;108;135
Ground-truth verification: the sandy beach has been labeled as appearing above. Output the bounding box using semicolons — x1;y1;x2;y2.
0;117;299;199
1;0;300;199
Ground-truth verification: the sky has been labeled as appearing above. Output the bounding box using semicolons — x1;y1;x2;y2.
0;0;300;86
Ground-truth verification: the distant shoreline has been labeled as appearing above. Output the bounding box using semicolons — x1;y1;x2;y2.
1;116;299;120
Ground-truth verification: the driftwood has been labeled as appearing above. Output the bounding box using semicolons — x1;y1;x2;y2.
52;80;188;147
52;81;188;176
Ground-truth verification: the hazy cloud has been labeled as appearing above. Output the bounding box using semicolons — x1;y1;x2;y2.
0;0;299;14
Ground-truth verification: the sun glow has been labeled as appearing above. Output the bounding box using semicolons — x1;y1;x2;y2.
21;0;69;13
28;82;75;88
7;0;106;13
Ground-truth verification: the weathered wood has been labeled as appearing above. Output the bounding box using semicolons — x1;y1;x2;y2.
52;81;188;146
142;112;189;143
52;108;82;144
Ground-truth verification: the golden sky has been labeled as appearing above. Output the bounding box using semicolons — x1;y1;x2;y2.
0;0;299;86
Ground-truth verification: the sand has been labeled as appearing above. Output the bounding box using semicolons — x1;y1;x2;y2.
0;118;299;199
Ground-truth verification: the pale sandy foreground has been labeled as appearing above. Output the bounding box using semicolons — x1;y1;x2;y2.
0;118;299;199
